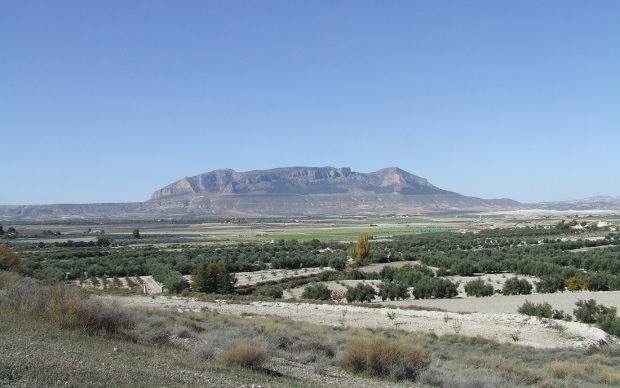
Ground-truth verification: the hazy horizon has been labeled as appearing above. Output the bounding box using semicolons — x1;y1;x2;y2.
2;1;619;205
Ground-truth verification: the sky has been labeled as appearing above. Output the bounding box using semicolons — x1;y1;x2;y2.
1;1;619;205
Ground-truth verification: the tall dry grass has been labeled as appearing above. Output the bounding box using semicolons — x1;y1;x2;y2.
341;338;430;380
220;343;269;369
0;271;132;334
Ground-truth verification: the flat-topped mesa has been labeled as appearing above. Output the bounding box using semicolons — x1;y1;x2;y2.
149;166;450;200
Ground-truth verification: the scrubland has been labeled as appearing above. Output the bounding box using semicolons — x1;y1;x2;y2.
2;214;620;386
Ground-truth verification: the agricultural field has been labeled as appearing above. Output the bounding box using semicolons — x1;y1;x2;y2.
2;210;620;386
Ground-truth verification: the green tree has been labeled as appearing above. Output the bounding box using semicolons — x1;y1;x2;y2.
378;281;408;301
346;283;376;303
192;261;236;294
132;229;141;239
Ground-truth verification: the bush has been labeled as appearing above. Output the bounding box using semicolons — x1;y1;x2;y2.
0;245;20;270
378;281;409;301
346;269;367;280
164;275;189;294
254;285;283;299
536;276;566;293
302;283;332;300
518;300;553;318
574;299;620;336
435;267;449;277
341;338;430;380
328;257;347;271
221;343;268;369
502;277;532;295
464;278;494;297
317;270;339;281
412;277;458;299
452;262;476;276
346;283;376;303
566;276;588;291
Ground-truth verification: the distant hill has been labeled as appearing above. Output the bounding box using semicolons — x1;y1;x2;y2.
150;167;452;199
0;166;523;220
531;196;620;211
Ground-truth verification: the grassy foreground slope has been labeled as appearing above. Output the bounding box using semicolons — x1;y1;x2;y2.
2;270;620;387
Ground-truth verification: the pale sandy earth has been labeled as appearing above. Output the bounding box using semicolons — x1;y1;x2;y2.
107;295;613;349
231;267;334;287
385;290;620;316
74;267;334;292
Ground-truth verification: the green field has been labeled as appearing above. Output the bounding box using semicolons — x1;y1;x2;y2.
233;226;455;241
362;216;435;224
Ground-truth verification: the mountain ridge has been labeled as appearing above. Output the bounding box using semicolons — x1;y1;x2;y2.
0;166;527;220
150;166;453;200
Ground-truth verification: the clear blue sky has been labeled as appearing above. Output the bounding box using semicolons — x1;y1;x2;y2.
2;1;619;205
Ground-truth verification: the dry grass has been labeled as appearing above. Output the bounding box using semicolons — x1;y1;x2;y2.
341;338;430;380
1;271;132;335
546;360;620;385
220;343;269;369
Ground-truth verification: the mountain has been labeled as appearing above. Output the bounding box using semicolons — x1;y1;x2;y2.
147;166;520;217
150;167;451;199
0;167;522;221
531;196;620;211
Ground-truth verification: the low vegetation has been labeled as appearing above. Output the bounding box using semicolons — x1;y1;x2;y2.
341;338;430;380
464;278;494;297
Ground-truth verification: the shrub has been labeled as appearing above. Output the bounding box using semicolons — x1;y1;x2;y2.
302;283;332;300
328;257;347;271
254;285;283;299
346;283;376;303
567;276;588;291
346;269;367;280
378;281;408;301
341;338;430;380
317;270;339;281
573;299;620;336
518;300;553;318
435;267;449;277
0;245;20;270
221;343;268;369
453;262;476;276
502;277;532;295
164;275;189;294
412;277;458;299
464;278;494;297
536;276;566;293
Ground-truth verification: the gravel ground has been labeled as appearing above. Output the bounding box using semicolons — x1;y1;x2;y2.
384;290;620;315
108;295;612;349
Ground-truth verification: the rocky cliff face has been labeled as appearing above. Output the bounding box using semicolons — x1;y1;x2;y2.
150;167;450;199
